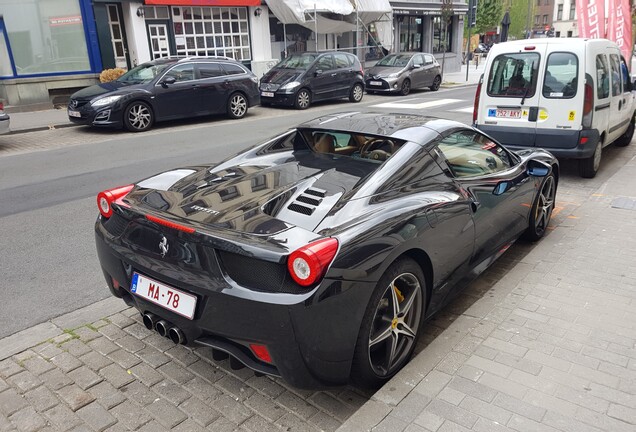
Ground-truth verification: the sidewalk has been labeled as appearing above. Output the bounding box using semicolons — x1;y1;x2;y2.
5;63;484;135
338;155;636;431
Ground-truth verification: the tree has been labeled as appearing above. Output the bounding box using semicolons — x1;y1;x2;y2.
508;0;532;39
474;0;503;35
440;0;454;79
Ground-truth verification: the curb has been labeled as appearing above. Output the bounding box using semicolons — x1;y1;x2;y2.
9;122;79;135
0;297;129;361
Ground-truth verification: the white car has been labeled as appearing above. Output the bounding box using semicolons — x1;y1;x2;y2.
0;100;9;135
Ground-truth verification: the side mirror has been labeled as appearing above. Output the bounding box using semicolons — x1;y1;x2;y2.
161;76;176;86
412;64;422;69
526;159;551;177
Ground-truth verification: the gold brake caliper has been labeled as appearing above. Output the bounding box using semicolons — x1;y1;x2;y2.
393;284;405;303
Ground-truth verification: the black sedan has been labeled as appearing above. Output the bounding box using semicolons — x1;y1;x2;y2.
68;57;260;132
94;113;558;388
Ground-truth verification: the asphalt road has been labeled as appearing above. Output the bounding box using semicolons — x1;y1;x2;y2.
0;86;633;339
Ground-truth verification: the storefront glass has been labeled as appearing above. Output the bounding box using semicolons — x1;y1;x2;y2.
398;16;422;52
172;6;251;60
432;16;452;53
0;0;90;75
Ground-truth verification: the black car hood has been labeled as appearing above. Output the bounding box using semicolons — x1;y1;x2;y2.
261;68;304;86
71;81;145;101
126;153;377;235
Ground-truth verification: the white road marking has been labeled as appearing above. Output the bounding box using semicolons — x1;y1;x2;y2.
454;106;474;113
370;98;461;109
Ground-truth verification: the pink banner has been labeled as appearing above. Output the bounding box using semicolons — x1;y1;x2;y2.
576;0;605;39
607;0;632;61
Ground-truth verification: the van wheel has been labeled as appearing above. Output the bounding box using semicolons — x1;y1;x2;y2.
579;140;602;178
615;114;635;147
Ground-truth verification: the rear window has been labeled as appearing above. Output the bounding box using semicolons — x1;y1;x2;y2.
487;53;540;98
543;52;578;98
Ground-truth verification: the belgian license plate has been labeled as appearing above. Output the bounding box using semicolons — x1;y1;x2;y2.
68;109;81;118
369;81;383;86
131;273;197;320
261;91;274;97
494;108;521;119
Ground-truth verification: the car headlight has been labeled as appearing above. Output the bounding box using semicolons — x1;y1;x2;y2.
280;81;301;91
92;95;123;107
387;73;400;79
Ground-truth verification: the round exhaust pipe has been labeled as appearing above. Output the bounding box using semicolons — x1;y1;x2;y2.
155;320;170;337
168;327;186;345
142;312;159;330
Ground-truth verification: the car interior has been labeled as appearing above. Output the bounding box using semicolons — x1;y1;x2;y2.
302;130;404;162
437;130;512;177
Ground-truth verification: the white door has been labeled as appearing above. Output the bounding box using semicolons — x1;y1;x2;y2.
148;24;170;59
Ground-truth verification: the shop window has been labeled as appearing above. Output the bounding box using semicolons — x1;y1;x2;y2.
0;0;90;75
173;6;251;60
432;16;452;53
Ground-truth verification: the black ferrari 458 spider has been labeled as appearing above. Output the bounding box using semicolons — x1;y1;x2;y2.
95;112;558;388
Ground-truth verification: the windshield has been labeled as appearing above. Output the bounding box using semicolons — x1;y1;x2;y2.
277;53;318;70
375;54;412;67
117;63;171;84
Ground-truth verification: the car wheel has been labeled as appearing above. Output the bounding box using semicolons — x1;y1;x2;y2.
349;83;364;103
124;101;153;132
351;257;426;388
228;92;248;119
430;75;442;91
615;113;635;147
523;173;557;241
579;140;602;178
400;79;411;96
294;88;311;110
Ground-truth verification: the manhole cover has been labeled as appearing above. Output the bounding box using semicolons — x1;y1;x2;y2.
611;197;636;211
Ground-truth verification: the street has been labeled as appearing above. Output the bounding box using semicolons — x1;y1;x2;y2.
1;86;635;432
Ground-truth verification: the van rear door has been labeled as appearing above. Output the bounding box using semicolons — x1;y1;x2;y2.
478;45;547;147
534;49;584;151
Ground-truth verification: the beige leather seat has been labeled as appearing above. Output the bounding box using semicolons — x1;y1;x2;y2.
314;134;335;153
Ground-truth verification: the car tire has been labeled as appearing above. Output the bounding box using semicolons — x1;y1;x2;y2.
349;83;364;103
523;173;557;241
615;113;635;147
351;257;426;388
227;92;248;119
400;79;411;96
430;75;442;91
579;139;602;178
294;88;311;110
124;101;153;132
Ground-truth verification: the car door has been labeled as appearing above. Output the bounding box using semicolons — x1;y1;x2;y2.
333;53;357;96
194;62;227;114
153;63;199;120
434;129;536;267
423;54;438;86
310;54;337;100
409;54;426;88
608;53;629;144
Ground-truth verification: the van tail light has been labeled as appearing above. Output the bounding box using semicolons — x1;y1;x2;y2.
473;76;483;124
97;185;134;218
582;74;594;128
287;238;339;287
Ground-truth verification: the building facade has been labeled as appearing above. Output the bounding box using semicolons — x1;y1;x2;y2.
531;0;555;37
552;0;577;38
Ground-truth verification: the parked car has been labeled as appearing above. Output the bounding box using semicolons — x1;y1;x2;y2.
365;52;442;95
474;42;491;54
474;38;636;178
68;57;260;132
259;51;365;109
95;112;558;389
0;100;9;135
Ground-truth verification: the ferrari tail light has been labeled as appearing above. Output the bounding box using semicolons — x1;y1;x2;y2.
249;343;273;364
97;185;134;218
473;76;483;124
287;238;339;287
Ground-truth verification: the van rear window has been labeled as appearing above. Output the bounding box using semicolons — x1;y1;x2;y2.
543;52;578;98
487;53;540;98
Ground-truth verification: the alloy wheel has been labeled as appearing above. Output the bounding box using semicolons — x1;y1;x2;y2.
431;76;441;91
351;84;364;102
368;272;422;376
400;80;411;96
296;90;310;109
128;104;152;131
534;175;555;235
229;94;247;118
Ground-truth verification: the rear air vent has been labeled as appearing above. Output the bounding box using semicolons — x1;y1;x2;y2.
286;187;328;216
287;203;315;215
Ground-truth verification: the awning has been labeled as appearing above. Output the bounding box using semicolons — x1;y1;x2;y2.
144;0;261;6
265;0;392;33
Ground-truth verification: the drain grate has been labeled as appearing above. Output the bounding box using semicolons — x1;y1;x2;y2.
611;197;636;211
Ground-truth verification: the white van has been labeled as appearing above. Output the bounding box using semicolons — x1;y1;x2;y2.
474;38;635;178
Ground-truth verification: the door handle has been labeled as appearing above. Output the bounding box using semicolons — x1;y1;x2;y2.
331;73;337;77
619;100;623;109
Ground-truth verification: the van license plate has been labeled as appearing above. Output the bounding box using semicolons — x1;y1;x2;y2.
493;109;521;119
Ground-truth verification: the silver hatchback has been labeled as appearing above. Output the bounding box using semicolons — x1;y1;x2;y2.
365;52;442;95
